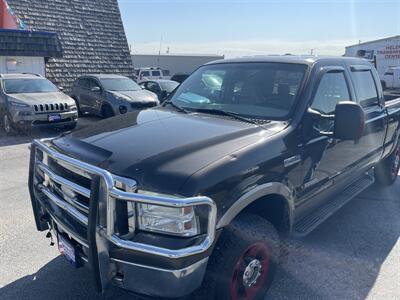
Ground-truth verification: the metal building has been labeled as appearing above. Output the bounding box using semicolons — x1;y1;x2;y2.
132;53;225;77
344;36;400;87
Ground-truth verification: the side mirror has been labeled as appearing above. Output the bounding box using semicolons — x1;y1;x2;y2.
91;86;101;93
59;86;64;92
334;101;365;140
140;85;146;89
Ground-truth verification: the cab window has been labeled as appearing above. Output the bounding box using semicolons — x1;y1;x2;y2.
351;70;379;108
78;78;89;89
141;71;150;77
152;70;161;77
311;72;350;114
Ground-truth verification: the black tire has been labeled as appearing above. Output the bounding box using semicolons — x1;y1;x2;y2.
101;104;114;119
72;97;83;117
64;122;77;131
3;114;16;136
375;143;400;186
196;213;280;300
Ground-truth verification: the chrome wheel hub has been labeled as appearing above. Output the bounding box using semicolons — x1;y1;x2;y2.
242;259;262;288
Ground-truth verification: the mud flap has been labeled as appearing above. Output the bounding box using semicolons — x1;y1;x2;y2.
88;176;113;293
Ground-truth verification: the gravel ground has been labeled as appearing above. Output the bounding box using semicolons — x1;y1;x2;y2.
0;117;399;300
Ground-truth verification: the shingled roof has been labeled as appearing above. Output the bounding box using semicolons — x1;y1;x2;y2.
7;0;134;92
0;28;62;57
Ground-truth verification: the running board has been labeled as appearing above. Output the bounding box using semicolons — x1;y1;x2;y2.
293;174;374;237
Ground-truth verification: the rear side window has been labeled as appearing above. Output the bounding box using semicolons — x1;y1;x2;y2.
141;71;150;77
311;72;350;114
146;82;161;93
87;79;101;89
78;78;89;89
351;70;379;108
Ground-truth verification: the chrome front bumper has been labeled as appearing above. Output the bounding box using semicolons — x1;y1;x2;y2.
29;138;217;297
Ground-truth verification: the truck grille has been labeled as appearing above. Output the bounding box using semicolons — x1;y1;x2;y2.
34;103;69;113
33;146;137;228
36;156;92;220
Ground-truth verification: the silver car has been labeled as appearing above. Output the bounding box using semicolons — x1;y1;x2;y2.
0;73;78;135
71;74;159;118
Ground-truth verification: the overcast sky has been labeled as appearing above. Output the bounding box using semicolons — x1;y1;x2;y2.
118;0;400;58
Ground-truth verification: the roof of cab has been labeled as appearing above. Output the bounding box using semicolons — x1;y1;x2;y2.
206;55;369;66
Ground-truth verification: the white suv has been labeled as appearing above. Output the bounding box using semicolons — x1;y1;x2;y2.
136;68;164;82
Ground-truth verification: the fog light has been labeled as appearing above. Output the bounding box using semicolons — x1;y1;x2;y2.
119;105;128;114
19;111;32;116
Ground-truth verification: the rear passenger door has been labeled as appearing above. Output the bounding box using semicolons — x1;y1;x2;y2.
348;65;387;168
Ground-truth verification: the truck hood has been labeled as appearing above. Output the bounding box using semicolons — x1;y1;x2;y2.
108;89;158;103
51;108;284;194
8;92;75;105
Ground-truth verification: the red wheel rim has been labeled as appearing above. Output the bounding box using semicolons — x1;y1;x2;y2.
230;242;271;300
391;145;400;177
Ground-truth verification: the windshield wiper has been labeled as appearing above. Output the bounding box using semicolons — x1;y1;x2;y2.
192;108;267;125
162;100;189;114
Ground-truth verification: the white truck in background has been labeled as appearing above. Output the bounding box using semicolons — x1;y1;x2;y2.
345;36;400;90
135;67;165;83
381;66;400;89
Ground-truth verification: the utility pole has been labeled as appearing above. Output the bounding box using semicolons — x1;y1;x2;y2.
157;35;163;68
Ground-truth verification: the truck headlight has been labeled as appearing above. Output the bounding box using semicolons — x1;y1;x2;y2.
137;203;199;237
9;100;29;108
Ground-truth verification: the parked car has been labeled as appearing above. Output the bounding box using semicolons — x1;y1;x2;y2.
135;67;165;82
29;56;400;299
381;66;400;90
71;74;159;118
0;73;78;134
140;79;179;102
171;73;190;83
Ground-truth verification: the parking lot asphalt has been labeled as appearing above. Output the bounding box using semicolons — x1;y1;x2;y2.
0;117;399;300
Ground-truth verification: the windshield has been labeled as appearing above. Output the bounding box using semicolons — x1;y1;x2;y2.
170;62;308;120
100;78;141;91
3;79;59;94
160;81;179;93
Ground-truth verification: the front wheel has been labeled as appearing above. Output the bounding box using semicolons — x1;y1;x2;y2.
375;143;400;186
197;213;280;300
101;104;114;118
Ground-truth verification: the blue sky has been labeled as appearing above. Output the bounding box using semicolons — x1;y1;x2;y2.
118;0;400;57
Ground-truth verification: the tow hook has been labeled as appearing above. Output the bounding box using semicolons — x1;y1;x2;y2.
46;231;55;246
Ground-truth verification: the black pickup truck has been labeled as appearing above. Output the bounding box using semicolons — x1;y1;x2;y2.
29;56;400;300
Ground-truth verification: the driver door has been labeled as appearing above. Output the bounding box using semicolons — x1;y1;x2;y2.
299;67;357;200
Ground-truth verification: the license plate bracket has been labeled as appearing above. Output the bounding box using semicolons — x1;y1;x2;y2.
48;113;62;122
57;233;79;267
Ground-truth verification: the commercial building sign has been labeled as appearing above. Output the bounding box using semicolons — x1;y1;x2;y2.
377;45;400;60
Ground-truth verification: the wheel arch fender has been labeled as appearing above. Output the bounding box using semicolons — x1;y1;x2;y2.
216;182;295;231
